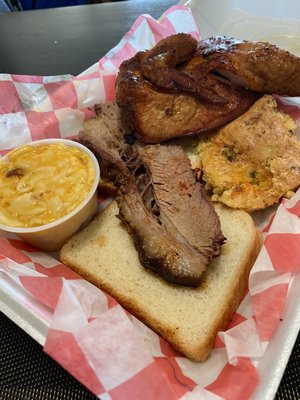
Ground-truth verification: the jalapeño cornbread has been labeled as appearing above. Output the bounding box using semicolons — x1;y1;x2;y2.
0;142;96;228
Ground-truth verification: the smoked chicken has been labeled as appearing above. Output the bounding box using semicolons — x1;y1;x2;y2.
115;34;300;143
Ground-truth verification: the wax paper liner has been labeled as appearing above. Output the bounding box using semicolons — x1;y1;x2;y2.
0;5;300;400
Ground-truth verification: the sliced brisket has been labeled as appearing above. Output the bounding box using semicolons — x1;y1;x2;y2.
79;102;225;286
141;145;225;259
118;179;213;286
79;102;131;185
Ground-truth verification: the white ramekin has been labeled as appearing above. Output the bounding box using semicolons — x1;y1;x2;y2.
0;138;100;251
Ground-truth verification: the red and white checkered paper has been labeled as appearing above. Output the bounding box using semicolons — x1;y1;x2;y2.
0;5;300;400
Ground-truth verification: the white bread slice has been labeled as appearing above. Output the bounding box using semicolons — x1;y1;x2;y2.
60;200;261;361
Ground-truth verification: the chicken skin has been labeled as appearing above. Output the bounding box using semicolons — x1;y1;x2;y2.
139;33;227;104
196;36;300;97
116;34;300;143
116;50;258;143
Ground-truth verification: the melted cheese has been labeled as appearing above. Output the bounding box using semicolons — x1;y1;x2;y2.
0;143;95;228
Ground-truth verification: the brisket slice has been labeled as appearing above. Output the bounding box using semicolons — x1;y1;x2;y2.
118;179;213;286
79;102;131;185
79;102;225;286
140;145;225;259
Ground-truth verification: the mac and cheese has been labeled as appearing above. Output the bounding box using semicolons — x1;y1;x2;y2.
0;143;96;228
